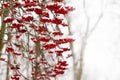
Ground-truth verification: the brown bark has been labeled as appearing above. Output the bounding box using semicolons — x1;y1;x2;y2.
0;7;9;57
32;41;41;80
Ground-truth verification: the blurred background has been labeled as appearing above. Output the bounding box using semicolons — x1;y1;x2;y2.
66;0;120;80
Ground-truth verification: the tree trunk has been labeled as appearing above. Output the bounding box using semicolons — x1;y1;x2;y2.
0;7;9;57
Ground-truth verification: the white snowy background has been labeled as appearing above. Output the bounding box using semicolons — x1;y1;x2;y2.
67;0;120;80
